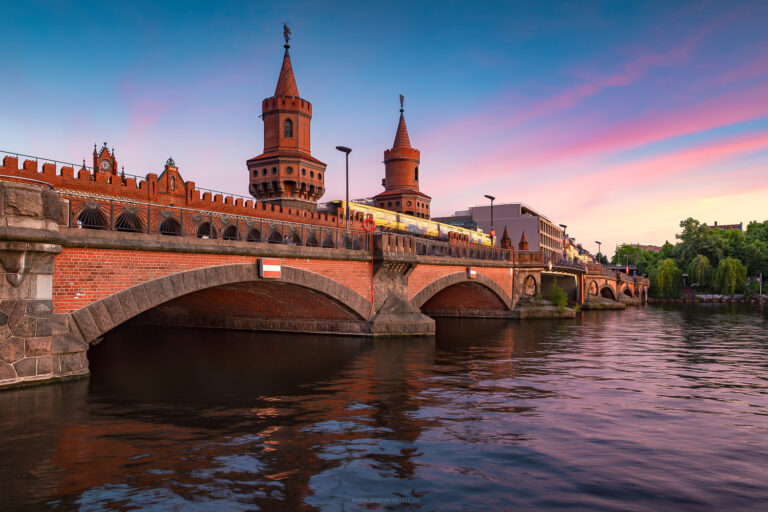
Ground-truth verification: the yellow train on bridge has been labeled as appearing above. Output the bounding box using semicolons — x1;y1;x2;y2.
329;201;492;246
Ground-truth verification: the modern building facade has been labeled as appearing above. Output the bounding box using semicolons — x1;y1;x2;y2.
441;203;564;259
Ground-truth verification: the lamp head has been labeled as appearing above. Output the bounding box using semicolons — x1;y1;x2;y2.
335;146;352;154
484;194;495;201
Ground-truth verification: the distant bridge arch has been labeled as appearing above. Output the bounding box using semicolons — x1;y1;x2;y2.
411;271;512;312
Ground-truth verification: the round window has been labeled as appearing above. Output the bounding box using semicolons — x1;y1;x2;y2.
407;200;412;206
302;169;307;176
286;167;294;175
310;171;315;178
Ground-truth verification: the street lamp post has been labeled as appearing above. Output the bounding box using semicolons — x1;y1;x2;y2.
595;240;602;263
559;224;567;260
484;194;495;245
335;146;352;231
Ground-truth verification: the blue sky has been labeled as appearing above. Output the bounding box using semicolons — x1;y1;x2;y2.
2;0;768;253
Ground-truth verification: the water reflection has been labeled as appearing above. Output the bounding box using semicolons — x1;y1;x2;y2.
1;307;767;510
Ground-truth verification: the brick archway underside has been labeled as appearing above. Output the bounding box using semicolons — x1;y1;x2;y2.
600;286;617;300
411;272;512;311
70;264;372;343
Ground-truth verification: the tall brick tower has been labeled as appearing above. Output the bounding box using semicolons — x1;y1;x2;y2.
374;96;431;219
247;25;326;211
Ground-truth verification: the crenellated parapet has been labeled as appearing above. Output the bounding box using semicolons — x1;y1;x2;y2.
1;155;356;230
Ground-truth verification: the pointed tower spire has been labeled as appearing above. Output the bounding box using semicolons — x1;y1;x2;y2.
519;231;529;251
248;24;326;212
274;24;299;97
375;95;431;219
501;226;511;249
393;94;411;149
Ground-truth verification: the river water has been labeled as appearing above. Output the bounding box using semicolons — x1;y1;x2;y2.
1;305;767;511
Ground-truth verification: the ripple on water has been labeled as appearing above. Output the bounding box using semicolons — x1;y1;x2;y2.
0;306;767;510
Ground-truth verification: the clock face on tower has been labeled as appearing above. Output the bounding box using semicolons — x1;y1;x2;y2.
100;159;112;171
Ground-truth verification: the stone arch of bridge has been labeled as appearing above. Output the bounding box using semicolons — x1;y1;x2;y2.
410;271;512;311
600;285;617;301
69;264;373;343
621;284;634;297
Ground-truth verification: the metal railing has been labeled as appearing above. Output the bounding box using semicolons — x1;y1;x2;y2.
376;232;511;261
65;193;371;251
551;257;587;272
62;192;520;262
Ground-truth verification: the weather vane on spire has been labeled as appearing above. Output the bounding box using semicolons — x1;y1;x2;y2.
399;94;404;113
283;23;291;45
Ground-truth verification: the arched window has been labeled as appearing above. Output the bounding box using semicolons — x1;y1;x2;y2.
284;119;293;138
170;176;175;191
286;166;294;175
415;167;418;181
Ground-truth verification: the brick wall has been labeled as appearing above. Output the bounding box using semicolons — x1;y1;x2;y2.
407;264;513;300
0;156;365;230
53;248;374;313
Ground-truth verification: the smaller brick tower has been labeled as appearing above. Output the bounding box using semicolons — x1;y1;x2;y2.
246;25;327;211
500;226;512;249
519;231;529;251
374;96;431;219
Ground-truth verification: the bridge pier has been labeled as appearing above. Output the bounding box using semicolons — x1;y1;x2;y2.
0;182;88;389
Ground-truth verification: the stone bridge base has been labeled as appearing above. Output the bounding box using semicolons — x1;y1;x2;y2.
581;298;626;310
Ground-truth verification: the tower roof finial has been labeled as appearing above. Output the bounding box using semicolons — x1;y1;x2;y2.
392;95;411;149
283;23;291;48
274;23;299;97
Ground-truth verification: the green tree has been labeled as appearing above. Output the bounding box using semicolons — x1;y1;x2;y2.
742;239;768;278
549;281;568;312
676;218;708;264
686;254;712;290
654;258;683;298
713;257;747;295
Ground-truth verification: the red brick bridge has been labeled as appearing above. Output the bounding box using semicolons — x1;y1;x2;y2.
0;176;648;389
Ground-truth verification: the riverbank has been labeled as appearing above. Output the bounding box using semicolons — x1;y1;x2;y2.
649;297;765;304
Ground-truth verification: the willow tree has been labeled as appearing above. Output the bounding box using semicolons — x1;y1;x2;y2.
713;257;747;295
654;258;683;298
687;254;712;290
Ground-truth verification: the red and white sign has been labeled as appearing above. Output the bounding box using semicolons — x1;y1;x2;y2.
259;258;281;278
467;267;477;279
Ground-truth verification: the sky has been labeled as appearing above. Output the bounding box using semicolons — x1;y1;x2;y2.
2;0;767;255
